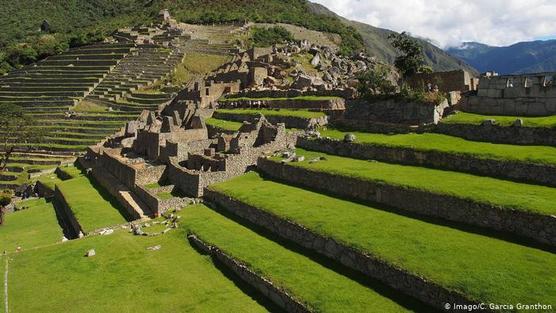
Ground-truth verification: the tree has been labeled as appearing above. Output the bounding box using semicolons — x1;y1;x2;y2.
388;32;425;78
0;103;44;172
357;65;396;98
0;190;11;226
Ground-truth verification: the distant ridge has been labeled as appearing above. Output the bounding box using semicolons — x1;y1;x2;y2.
447;40;556;74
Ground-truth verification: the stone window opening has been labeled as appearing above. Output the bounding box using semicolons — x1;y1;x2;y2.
524;77;533;88
543;75;554;87
506;78;514;88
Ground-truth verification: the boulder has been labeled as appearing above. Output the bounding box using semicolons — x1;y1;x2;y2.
292;74;313;90
513;118;524;127
85;249;96;257
311;53;321;67
344;133;356;143
481;119;497;126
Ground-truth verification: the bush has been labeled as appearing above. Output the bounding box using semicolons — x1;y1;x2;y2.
6;43;37;68
357;66;397;97
251;26;294;47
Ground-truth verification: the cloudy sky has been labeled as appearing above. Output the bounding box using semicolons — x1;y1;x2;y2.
312;0;556;48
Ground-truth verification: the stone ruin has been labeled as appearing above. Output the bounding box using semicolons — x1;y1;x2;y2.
165;43;377;111
81;107;293;217
461;72;556;116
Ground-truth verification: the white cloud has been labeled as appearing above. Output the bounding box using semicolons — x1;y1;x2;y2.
312;0;556;48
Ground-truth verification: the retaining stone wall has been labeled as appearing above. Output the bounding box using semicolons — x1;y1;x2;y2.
340;99;449;125
297;137;556;187
257;158;556;247
214;111;328;130
218;98;345;111
435;123;556;146
187;234;310;313
53;186;82;238
204;189;479;311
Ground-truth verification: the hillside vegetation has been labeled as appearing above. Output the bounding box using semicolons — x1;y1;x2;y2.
0;0;475;75
0;0;364;73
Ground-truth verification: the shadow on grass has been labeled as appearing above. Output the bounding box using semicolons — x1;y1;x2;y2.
86;174;135;222
203;199;437;313
258;170;556;254
188;236;285;313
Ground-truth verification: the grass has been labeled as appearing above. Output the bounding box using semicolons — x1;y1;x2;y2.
57;165;83;179
170;52;231;86
156;192;174;201
73;100;109;112
5;228;267;312
56;176;128;232
184;204;413;312
220;95;341;102
210;172;556;307
443;111;556;128
319;128;556;165
0;198;61;252
218;108;326;119
274;148;556;216
205;118;243;131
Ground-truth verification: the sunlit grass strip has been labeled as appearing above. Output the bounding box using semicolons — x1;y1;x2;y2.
210;172;556;307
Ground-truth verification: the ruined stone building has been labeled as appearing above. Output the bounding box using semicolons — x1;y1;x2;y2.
82;107;293;218
461;72;556;116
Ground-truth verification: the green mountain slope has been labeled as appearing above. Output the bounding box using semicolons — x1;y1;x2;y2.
0;0;474;74
307;2;477;74
447;40;556;74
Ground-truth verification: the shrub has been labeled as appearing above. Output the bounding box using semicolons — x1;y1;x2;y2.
251;26;294;47
357;66;396;97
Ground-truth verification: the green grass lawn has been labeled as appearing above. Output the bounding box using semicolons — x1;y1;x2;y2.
443;111;556;128
218;108;325;119
205;118;243;131
56;176;128;232
274;148;556;215
220;95;342;102
5;229;267;313
319;128;556;165
210;172;556;307
57;165;83;179
184;204;414;312
0;198;61;252
37;172;64;191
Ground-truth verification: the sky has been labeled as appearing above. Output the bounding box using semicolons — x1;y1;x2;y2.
312;0;556;48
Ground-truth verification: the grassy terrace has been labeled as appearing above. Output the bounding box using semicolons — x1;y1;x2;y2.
275;148;556;215
218;108;326;119
220;95;342;102
0;198;61;252
184;204;414;312
5;229;267;312
443;111;556;128
56;176;128;232
320;128;556;165
205;118;243;131
210;172;556;306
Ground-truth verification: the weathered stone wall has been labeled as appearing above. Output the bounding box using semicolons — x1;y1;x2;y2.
187;234;310;313
338;99;449;125
53;186;83;238
462;73;556;116
204;189;480;311
406;70;477;92
99;152;137;190
257;158;556;247
231;88;357;100
213;111;328;130
297;137;556;187
135;165;166;186
218;98;345;111
435;123;556;146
